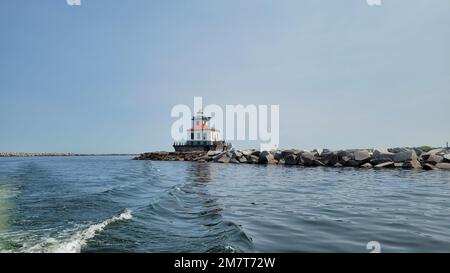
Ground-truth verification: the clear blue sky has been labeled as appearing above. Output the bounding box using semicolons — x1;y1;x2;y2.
1;0;449;153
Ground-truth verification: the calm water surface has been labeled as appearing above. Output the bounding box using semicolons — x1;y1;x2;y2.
0;156;449;253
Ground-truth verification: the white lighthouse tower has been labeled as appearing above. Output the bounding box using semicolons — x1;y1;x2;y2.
173;111;230;152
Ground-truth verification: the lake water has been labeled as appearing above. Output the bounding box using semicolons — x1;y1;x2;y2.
0;156;449;253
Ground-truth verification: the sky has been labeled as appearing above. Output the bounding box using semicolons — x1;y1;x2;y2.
0;0;449;153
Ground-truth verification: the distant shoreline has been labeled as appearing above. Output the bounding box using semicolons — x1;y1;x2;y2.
0;152;137;157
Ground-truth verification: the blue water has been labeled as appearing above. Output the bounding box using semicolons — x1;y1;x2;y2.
0;156;450;253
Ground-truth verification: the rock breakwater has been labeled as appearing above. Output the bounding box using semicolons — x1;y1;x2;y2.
135;147;450;170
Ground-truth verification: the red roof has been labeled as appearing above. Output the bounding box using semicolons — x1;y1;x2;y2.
188;125;219;131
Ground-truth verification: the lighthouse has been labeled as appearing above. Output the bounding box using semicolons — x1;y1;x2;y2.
173;111;231;152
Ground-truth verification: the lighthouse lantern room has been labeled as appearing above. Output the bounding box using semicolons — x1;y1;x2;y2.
173;111;231;152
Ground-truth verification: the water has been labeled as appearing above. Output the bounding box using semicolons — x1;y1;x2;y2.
0;156;449;253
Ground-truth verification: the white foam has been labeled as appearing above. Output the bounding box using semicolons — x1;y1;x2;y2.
25;209;133;253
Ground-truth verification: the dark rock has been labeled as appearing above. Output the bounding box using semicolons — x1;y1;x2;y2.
372;148;394;160
285;154;298;165
274;150;283;161
334;162;343;168
312;159;325;167
361;163;372;169
259;151;277;164
444;154;450;163
345;160;360;167
321;152;339;166
281;149;296;158
251;150;261;157
393;150;417;163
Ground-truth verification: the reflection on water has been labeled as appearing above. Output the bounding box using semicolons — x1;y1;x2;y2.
0;156;449;253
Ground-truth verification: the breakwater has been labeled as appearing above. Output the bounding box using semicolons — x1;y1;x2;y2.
135;147;450;170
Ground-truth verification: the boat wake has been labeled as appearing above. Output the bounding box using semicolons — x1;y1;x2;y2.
21;209;133;253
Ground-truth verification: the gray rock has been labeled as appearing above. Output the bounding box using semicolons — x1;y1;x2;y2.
354;150;371;163
281;149;296;158
370;158;393;165
207;150;221;157
436;163;450;170
372;148;395;160
285;154;298;165
393;150;417;163
321;152;339;166
216;155;230;163
425;154;443;165
374;161;395;168
300;151;315;166
361;163;372;169
389;147;409;153
334;162;343;168
394;162;404;168
278;159;285;165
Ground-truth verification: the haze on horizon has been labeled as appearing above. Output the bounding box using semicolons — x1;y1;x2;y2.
0;0;449;154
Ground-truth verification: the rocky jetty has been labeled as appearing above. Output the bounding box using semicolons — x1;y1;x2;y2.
134;147;450;171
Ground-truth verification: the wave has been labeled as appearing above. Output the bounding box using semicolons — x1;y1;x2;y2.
23;209;133;253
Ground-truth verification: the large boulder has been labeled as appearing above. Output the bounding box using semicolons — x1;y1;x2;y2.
436;163;450;170
337;150;353;165
246;155;259;164
424;154;443;165
274;150;283;161
216;154;231;163
321;151;339;166
285;154;298;165
354;150;371;163
258;151;276;164
300;151;315;166
372;148;395;160
393;150;417;163
281;149;296;158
